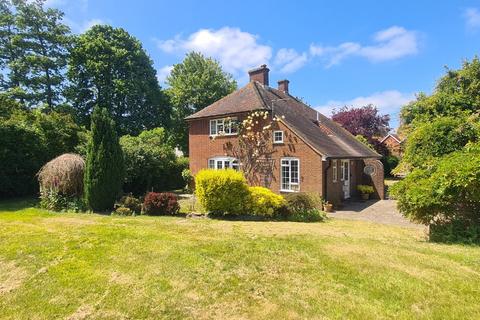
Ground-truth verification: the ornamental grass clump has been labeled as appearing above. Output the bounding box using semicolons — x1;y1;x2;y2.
38;153;85;196
37;154;86;211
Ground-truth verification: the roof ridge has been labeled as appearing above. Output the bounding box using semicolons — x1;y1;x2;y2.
251;81;270;110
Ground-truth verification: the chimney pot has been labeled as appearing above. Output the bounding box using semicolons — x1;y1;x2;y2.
248;65;269;86
277;79;290;93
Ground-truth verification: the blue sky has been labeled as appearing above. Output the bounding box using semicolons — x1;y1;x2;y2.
48;0;480;129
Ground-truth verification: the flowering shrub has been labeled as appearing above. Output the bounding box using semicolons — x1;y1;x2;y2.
143;192;180;216
195;169;249;216
224;110;284;186
247;186;285;217
357;185;374;194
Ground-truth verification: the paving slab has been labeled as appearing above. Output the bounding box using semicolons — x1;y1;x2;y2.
329;200;423;229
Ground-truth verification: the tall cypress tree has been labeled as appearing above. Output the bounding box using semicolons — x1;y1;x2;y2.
84;106;124;211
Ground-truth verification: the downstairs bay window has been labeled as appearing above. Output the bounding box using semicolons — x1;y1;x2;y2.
280;158;300;192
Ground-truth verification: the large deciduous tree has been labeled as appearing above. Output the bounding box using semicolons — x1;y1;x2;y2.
166;52;237;153
84;107;124;211
331;105;390;141
0;0;72;108
399;56;480;134
67;25;169;135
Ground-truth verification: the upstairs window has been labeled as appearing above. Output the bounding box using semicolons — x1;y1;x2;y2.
280;158;299;192
273;130;284;144
208;157;239;170
210;117;238;136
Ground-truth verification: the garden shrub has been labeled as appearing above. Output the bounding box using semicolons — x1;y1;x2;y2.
121;128;184;195
39;189;85;212
357;185;374;194
0;101;86;198
112;206;134;216
116;195;142;214
284;192;322;213
195;169;249;216
143;192;180;216
390;142;480;243
429;219;480;244
287;208;327;222
282;192;326;222
382;155;399;176
247;186;285;217
182;168;194;192
394;116;478;174
37;153;85;212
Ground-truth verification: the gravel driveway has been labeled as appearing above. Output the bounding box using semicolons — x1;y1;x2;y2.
329;200;422;228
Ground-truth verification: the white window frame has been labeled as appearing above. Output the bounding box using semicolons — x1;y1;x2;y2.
273;130;284;144
208;157;239;170
280;157;300;192
332;160;338;183
209;117;238;136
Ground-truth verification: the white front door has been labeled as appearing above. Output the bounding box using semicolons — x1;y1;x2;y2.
341;160;350;199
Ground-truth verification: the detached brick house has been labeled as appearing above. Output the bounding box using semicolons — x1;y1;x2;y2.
186;65;384;205
380;133;405;158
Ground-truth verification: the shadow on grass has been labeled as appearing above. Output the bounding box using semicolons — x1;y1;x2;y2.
0;197;38;212
207;214;327;223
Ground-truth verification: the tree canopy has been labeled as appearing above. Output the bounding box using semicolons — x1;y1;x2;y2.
332;105;390;141
399;56;480;134
67;25;169;135
166;52;237;152
0;0;72;109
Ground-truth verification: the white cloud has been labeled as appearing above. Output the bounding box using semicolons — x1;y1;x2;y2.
65;18;107;33
464;8;480;31
80;19;105;32
274;48;309;73
156;27;272;76
157;65;173;85
316;90;415;128
310;26;419;67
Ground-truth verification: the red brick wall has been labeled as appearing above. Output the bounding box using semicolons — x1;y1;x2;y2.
188;115;385;203
382;136;402;157
188;115;324;196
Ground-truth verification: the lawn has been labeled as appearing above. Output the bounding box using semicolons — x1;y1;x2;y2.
1;199;479;319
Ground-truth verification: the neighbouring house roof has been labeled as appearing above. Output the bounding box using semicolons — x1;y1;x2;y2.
186;81;381;159
380;133;404;144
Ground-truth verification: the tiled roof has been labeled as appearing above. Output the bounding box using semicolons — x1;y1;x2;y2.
186;81;381;159
380;133;404;144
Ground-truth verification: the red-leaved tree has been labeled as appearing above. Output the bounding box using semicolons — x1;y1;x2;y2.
332;105;390;140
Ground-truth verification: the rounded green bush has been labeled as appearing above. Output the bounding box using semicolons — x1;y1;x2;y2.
247;186;285;217
195;169;249;215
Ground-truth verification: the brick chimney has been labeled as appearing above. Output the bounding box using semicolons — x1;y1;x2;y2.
278;79;289;93
248;64;269;86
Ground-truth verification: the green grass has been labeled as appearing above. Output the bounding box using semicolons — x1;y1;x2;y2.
1;200;479;319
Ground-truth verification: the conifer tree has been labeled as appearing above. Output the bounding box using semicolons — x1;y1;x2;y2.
84;106;124;211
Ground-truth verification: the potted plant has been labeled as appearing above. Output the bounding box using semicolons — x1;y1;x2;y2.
357;185;374;200
323;201;333;212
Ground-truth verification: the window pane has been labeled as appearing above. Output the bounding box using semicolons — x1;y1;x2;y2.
217;161;223;169
210;120;216;135
230;120;238;134
281;165;290;190
209;159;215;168
224;160;230;168
274;131;283;142
291;160;299;184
